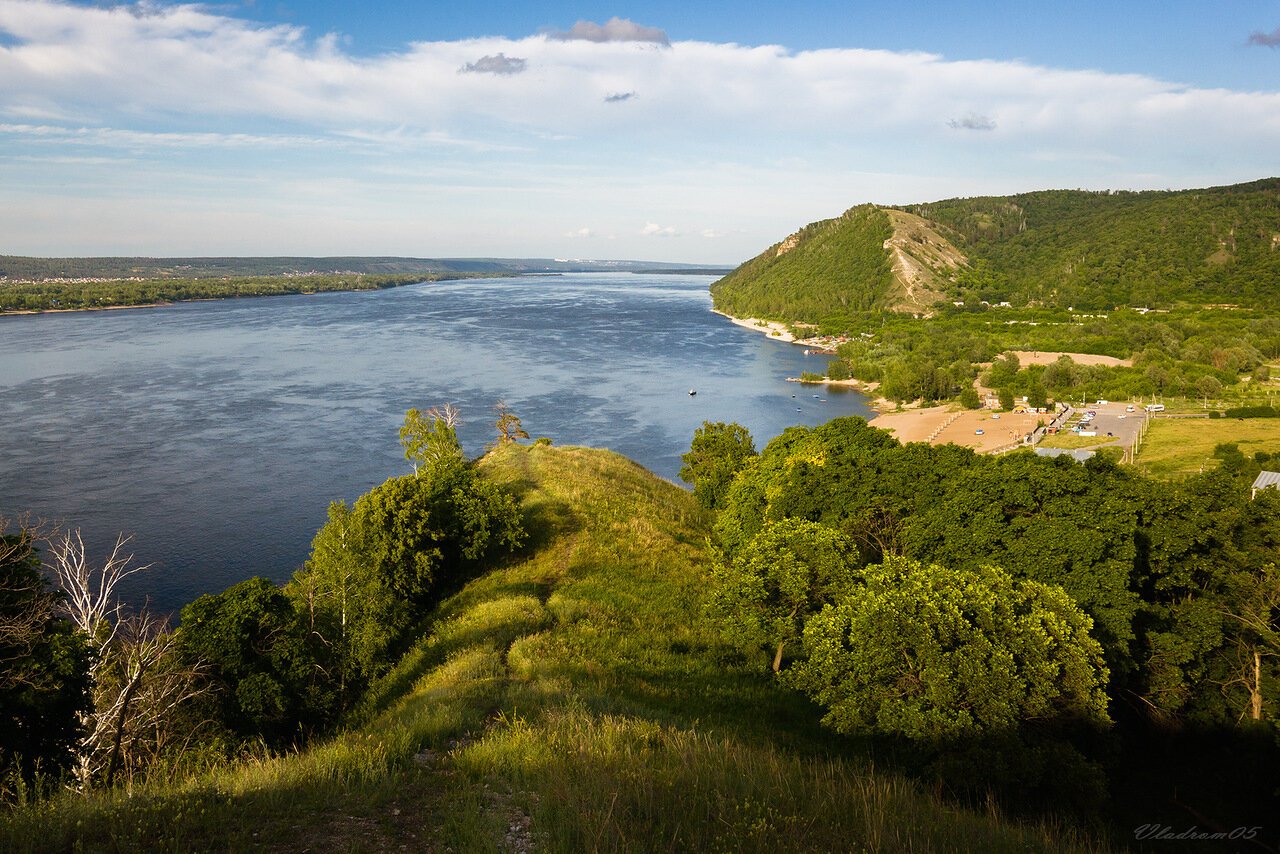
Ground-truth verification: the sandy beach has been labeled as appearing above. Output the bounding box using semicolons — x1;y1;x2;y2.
994;350;1132;368
870;406;1044;453
713;310;797;342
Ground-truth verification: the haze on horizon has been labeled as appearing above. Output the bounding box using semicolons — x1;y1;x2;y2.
2;0;1279;264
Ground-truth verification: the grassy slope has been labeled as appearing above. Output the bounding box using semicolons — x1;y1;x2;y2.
2;445;1106;852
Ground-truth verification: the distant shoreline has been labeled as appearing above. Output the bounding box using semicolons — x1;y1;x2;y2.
0;301;173;317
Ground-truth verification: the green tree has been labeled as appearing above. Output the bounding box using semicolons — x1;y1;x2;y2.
400;405;464;474
289;500;382;696
177;577;338;745
708;518;860;673
986;352;1021;388
1197;375;1223;403
790;557;1111;741
714;418;979;564
901;453;1143;671
494;400;530;445
293;458;525;683
959;386;981;409
1043;355;1078;391
0;522;90;794
679;421;757;510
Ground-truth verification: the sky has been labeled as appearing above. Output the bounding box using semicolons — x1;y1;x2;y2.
1;1;1279;263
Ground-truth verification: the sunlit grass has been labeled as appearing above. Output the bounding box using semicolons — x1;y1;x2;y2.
1135;417;1280;479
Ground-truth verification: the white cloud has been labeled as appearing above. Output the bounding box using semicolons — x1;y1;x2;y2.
2;1;1279;260
2;1;1278;156
0;122;332;149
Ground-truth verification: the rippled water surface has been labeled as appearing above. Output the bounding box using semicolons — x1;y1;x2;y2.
0;273;871;612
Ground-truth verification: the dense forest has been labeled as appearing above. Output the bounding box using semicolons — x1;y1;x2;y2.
709;204;895;325
712;178;1280;327
904;179;1280;310
0;273;452;313
683;417;1280;833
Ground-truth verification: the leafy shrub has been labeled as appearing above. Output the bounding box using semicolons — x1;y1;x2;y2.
1223;405;1278;419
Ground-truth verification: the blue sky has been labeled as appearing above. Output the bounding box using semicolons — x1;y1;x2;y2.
2;1;1279;262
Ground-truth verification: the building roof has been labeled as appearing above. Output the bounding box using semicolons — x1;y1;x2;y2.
1253;470;1280;491
1035;448;1096;463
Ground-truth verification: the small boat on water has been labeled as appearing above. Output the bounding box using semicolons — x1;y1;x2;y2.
688;389;696;396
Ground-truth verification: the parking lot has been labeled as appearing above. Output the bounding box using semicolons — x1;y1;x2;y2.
1055;401;1147;449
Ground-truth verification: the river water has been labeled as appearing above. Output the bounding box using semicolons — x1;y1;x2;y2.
0;273;871;613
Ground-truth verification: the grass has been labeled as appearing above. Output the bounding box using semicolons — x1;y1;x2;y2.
1037;432;1115;450
1134;416;1280;479
1;444;1113;852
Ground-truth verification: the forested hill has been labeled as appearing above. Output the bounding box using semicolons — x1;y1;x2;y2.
709;204;897;326
711;178;1280;325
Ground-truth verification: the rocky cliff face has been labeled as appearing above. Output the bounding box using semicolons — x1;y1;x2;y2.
881;209;966;315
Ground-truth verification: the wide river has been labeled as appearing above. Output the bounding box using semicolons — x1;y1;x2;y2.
0;273;872;613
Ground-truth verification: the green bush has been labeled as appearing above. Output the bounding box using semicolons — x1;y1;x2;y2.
1223;405;1278;419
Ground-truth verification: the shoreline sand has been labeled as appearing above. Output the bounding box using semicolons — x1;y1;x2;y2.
712;309;798;342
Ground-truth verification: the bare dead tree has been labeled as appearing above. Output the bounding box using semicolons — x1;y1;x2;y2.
99;611;209;788
48;530;150;646
44;529;205;789
1215;564;1280;723
426;402;462;429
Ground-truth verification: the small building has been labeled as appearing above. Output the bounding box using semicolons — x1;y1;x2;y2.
1252;470;1280;499
1035;448;1096;463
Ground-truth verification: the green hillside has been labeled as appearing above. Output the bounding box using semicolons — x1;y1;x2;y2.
904;178;1280;309
711;178;1280;326
709;204;895;325
1;444;1100;852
